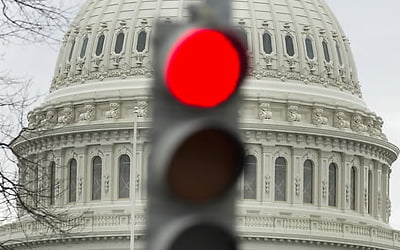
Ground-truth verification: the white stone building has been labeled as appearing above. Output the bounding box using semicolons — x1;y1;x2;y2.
0;0;399;249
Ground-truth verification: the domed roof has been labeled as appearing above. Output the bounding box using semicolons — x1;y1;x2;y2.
49;0;362;104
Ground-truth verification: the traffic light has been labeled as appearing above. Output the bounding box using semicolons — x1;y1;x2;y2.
148;3;247;250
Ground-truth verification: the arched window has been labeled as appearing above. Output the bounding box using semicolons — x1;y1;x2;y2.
322;40;330;62
68;39;76;61
80;36;89;58
350;166;357;210
328;163;337;207
114;32;125;54
95;34;105;56
303;160;313;204
305;37;314;59
243;155;257;199
275;157;287;201
69;159;77;202
136;30;147;52
119;154;130;198
285;35;295;56
49;162;56;205
262;32;273;54
236;28;248;51
336;43;343;65
92;156;102;200
368;170;373;214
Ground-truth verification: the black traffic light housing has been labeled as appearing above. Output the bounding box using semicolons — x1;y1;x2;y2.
148;3;247;250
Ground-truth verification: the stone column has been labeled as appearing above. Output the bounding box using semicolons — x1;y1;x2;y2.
75;146;86;204
360;157;370;216
262;145;274;202
292;147;304;204
319;151;330;207
341;154;353;211
102;144;113;202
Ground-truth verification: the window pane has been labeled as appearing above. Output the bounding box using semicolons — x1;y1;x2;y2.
244;155;257;199
328;163;337;206
303;160;313;203
92;156;102;200
350;167;356;210
115;32;125;54
322;40;330;62
368;170;372;214
136;30;147;52
50;162;56;205
285;35;295;56
80;36;89;58
305;38;314;59
69;159;77;202
68;40;76;61
262;33;272;54
119;154;130;198
275;157;286;201
95;34;105;56
336;43;343;65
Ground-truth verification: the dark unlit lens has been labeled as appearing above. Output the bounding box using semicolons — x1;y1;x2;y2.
166;128;243;203
169;223;237;250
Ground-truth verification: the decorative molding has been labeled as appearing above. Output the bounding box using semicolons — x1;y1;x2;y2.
287;105;301;122
259;102;272;120
106;102;120;120
312;108;328;126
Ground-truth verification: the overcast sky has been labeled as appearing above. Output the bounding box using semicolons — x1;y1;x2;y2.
1;0;399;228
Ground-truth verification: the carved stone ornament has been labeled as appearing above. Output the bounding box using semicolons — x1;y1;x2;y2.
287;105;301;122
295;177;301;196
80;104;96;121
104;176;110;193
58;107;74;125
322;180;327;199
27;111;38;129
345;184;350;202
312;108;328;126
334;111;350;129
78;177;83;195
43;110;57;128
351;115;367;133
106;103;120;119
133;101;148;118
259;102;272;120
386;197;391;222
265;176;271;194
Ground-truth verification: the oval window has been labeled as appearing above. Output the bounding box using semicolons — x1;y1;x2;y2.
262;33;272;54
95;34;105;56
136;30;147;52
285;35;295;56
80;36;89;59
114;32;125;54
68;40;76;61
322;40;330;62
305;37;314;59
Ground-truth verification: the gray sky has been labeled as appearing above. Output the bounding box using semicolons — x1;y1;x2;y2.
1;0;399;228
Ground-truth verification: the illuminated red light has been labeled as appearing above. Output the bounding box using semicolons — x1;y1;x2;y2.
165;28;243;108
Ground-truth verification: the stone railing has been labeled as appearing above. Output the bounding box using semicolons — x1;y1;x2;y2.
237;215;400;249
1;213;399;249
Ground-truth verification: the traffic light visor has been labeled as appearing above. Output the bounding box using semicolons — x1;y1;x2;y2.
165;28;246;108
166;128;244;203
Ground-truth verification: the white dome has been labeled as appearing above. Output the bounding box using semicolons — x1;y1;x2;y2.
3;1;399;250
49;0;363;106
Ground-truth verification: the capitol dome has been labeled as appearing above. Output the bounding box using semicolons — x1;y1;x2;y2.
1;0;399;249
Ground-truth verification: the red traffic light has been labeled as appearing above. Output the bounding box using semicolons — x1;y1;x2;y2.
165;28;246;108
